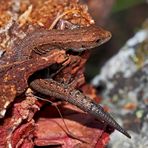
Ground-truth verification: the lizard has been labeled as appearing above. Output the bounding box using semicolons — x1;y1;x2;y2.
22;23;131;139
0;25;111;118
1;23;131;138
16;22;131;139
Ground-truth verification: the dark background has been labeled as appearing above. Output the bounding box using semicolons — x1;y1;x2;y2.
84;0;148;81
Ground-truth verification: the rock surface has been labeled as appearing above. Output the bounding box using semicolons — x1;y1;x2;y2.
92;20;148;147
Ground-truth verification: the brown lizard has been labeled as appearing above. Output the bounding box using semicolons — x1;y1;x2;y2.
0;25;111;118
1;23;131;139
0;23;131;138
21;24;131;138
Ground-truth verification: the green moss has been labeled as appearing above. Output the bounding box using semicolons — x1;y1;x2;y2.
131;41;148;68
112;0;145;13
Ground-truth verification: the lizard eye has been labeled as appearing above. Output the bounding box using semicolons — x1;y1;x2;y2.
81;45;85;48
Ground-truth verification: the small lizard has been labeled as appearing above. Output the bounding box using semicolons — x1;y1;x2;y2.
0;23;131;138
30;78;131;139
23;25;131;138
0;25;111;118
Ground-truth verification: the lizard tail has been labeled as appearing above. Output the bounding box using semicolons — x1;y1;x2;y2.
68;90;131;139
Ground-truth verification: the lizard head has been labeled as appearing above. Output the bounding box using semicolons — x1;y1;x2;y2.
71;25;112;52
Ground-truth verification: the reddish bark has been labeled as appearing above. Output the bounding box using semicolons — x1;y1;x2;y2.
0;0;113;147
